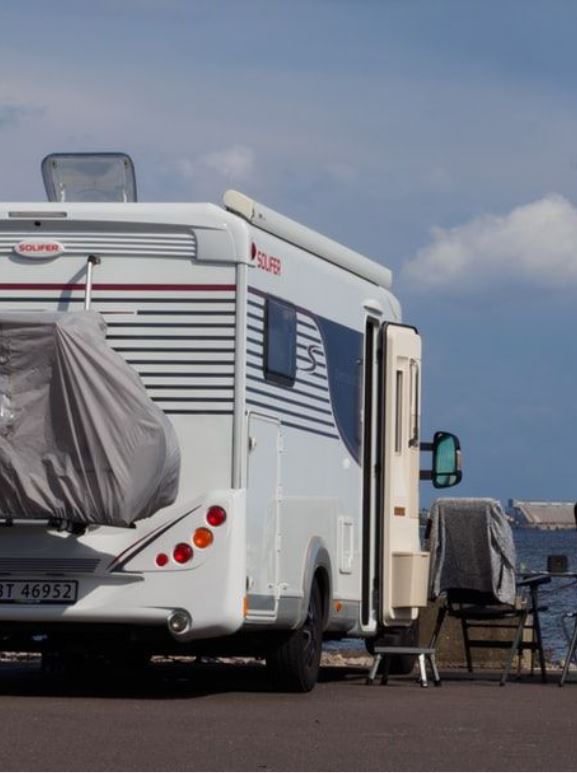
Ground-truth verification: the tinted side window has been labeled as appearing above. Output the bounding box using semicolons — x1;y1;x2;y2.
264;299;296;386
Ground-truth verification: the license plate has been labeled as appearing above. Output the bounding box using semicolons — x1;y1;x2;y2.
0;580;78;604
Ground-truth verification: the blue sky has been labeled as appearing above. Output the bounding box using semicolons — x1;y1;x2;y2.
1;0;577;505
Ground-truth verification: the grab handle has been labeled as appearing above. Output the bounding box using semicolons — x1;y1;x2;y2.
84;254;101;310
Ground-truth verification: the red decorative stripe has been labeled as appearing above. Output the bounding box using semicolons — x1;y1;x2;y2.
0;283;235;292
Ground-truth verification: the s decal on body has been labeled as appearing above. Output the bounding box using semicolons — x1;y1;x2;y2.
246;288;364;461
300;344;324;373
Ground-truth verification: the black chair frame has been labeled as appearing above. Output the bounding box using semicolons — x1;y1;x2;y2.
560;611;577;686
429;575;550;686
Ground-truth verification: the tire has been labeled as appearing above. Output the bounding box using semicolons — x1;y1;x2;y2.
266;581;324;693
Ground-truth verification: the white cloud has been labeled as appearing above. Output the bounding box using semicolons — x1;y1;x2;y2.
202;145;255;180
197;145;255;181
403;194;577;289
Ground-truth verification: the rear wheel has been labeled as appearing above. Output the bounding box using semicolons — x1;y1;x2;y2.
266;581;323;692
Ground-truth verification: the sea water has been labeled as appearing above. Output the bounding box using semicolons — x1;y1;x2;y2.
515;527;577;664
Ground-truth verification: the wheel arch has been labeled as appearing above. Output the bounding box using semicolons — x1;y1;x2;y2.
301;537;333;630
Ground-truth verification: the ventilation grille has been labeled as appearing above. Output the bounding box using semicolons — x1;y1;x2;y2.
0;284;236;416
0;558;100;574
0;231;197;259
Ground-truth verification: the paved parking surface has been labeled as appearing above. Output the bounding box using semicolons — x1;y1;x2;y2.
0;660;575;771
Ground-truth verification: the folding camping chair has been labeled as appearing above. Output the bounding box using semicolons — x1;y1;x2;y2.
427;498;549;686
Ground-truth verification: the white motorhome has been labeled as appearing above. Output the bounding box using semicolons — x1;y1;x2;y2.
0;154;461;691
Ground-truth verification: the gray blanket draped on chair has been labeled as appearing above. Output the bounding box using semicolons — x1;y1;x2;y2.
428;498;517;605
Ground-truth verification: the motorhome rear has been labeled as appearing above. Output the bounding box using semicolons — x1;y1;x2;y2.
0;154;461;691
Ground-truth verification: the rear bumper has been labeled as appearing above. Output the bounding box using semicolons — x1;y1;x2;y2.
0;490;247;643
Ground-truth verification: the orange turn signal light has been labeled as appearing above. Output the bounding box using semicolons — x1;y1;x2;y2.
193;527;214;549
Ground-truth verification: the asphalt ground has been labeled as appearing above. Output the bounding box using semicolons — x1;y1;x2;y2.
0;659;575;772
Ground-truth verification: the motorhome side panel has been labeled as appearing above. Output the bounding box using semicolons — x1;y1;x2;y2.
0;214;246;640
241;225;399;635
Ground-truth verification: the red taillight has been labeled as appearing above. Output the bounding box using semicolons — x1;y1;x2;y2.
173;543;193;564
207;506;226;527
156;553;169;567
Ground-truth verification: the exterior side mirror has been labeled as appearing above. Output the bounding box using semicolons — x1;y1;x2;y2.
420;431;462;488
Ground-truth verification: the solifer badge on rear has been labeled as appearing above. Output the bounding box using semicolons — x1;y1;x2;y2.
14;239;65;260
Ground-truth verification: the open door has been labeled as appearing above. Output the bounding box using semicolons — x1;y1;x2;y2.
379;323;429;626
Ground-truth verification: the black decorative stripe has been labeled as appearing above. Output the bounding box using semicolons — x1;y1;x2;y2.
145;384;233;391
0;558;99;573
138;371;234;378
247;348;262;359
164;410;233;415
280;419;339;440
107;322;235;329
246;362;328;393
297;317;317;331
297;355;326;371
114;347;235;353
248;298;264;309
295;376;329;392
127;359;234;365
297;330;322;344
111;298;235;304
109;508;200;572
297;342;326;357
151;396;233;403
107;334;235;341
247;312;263;323
298;369;328;382
137;310;235;317
247;385;332;415
247;398;335;428
247;337;262;348
247;374;330;404
0;297;235;304
247;324;322;348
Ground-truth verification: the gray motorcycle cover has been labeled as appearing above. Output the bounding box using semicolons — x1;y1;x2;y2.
0;311;180;526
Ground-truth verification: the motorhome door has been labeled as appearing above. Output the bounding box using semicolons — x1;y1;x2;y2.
379;323;423;625
246;413;281;619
